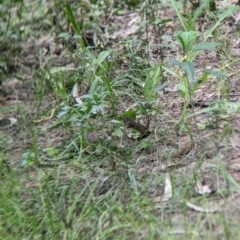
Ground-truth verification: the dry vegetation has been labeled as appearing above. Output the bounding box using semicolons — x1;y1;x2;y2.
1;0;240;239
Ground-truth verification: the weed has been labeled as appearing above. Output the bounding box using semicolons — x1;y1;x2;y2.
1;0;240;239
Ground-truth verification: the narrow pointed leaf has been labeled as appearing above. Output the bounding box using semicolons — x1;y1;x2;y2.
193;42;221;52
168;59;182;67
204;6;235;42
203;69;227;79
170;0;187;31
65;4;81;34
182;61;195;83
97;50;112;64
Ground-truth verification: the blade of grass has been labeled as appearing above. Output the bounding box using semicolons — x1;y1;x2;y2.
65;4;80;34
65;3;85;49
170;0;187;31
162;65;185;82
102;76;116;115
192;1;208;23
203;6;235;42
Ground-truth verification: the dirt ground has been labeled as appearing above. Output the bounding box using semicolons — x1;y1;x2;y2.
1;0;240;239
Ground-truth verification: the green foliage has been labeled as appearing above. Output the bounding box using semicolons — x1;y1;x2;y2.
143;66;161;102
2;0;240;239
65;3;85;49
167;29;225;99
175;31;199;54
162;2;236;130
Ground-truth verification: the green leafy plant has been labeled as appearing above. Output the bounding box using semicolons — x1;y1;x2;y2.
143;66;161;102
2;1;240;239
162;1;235;131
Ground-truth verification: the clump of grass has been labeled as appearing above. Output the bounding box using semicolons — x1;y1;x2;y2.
1;0;240;239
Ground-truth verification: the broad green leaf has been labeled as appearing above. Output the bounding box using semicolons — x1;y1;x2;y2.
97;50;112;64
176;35;186;52
168;59;182;67
80;94;94;100
89;76;103;94
176;31;199;54
178;82;187;93
90;104;105;114
57;111;67;118
58;32;71;40
120;110;137;120
114;128;124;138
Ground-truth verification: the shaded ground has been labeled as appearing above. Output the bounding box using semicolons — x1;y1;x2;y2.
1;0;240;239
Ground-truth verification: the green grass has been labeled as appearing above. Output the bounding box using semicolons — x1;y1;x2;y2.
1;0;240;239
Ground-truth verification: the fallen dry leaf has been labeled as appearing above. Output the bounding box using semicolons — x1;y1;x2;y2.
162;173;172;202
227;158;240;171
72;83;83;105
185;199;224;213
109;13;141;40
195;180;213;195
2;78;22;91
0;117;18;127
154;173;172;203
88;131;98;142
